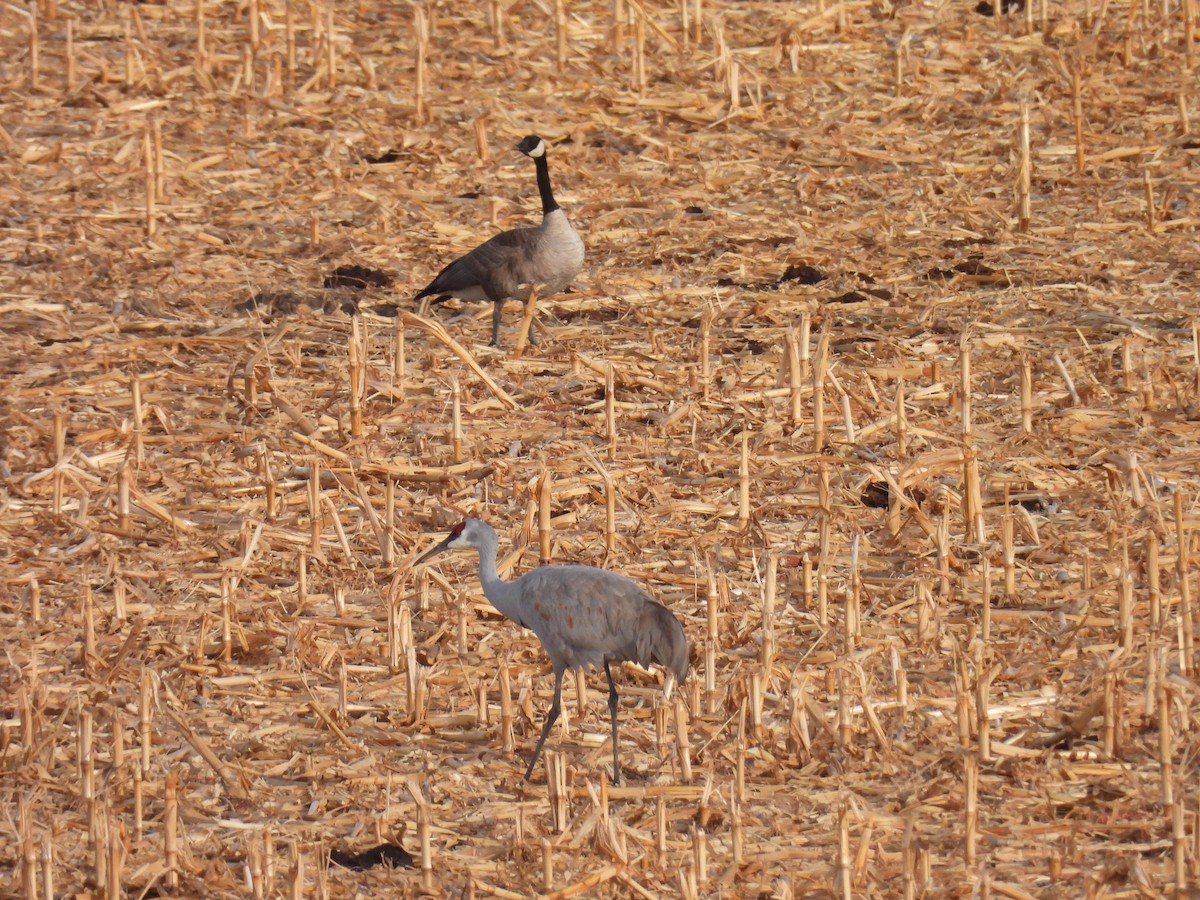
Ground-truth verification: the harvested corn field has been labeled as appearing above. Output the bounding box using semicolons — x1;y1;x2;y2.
2;0;1200;896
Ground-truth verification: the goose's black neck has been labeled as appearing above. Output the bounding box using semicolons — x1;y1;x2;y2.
533;154;559;215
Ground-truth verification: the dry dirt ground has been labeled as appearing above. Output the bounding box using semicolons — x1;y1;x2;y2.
2;0;1200;897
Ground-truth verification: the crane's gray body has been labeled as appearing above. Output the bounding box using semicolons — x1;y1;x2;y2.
416;517;688;783
415;135;585;346
484;562;688;683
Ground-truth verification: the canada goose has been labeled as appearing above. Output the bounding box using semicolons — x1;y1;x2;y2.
415;134;585;347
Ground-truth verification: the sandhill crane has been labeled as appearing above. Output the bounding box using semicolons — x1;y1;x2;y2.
415;135;585;347
416;517;688;784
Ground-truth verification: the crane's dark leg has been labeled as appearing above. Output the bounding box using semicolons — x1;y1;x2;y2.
490;301;503;347
604;661;622;785
524;668;565;781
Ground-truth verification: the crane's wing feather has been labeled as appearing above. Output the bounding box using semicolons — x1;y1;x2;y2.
510;566;687;679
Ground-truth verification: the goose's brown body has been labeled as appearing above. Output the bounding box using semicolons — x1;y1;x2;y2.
416;135;584;346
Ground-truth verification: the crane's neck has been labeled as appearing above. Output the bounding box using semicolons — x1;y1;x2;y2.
534;155;559;215
472;527;522;622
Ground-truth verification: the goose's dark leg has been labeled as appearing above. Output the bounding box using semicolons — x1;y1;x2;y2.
491;301;503;347
604;661;622;785
525;667;565;780
525;287;540;346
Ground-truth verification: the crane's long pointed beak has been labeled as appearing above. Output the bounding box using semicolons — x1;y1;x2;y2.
415;535;453;566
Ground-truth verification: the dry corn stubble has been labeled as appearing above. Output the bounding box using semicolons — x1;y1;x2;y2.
2;0;1200;896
